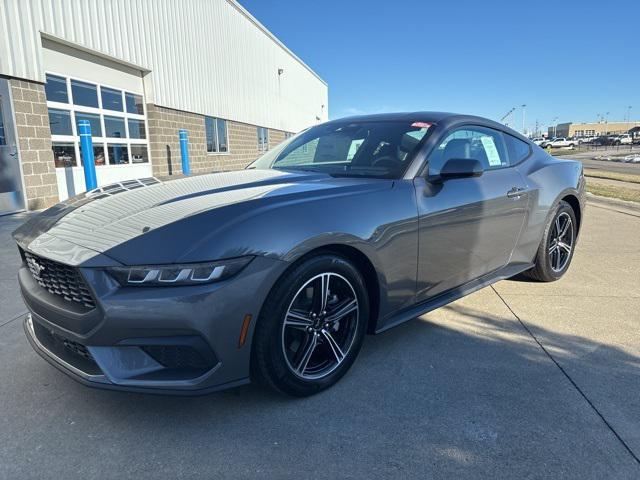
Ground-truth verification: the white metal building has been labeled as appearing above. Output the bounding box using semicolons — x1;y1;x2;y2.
0;0;328;213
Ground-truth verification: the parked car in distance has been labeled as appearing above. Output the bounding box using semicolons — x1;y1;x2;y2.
616;134;633;145
546;137;577;148
593;136;612;146
531;137;546;146
14;112;586;397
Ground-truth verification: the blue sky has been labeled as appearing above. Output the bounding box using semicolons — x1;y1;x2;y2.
240;0;639;132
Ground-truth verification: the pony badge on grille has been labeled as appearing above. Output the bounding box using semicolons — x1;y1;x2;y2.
27;257;45;278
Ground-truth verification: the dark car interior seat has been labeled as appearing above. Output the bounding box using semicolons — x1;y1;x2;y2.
442;138;471;160
429;138;471;174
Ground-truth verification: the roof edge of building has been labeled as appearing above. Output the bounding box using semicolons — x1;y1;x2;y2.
226;0;327;86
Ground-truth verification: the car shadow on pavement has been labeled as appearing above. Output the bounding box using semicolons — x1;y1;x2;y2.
5;300;638;478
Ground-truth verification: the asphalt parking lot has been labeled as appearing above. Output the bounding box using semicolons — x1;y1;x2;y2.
1;202;639;479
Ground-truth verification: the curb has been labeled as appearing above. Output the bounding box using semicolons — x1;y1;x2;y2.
586;193;640;217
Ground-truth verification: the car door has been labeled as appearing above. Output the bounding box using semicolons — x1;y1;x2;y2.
413;125;529;302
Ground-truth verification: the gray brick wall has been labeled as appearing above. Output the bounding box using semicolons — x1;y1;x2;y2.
147;104;291;176
10;79;59;210
269;129;286;149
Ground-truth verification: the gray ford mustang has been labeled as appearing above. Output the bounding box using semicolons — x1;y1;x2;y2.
14;112;585;396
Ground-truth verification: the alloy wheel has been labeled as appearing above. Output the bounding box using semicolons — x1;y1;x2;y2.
281;273;359;380
548;212;573;272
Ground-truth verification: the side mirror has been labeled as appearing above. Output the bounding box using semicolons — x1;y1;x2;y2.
430;158;483;183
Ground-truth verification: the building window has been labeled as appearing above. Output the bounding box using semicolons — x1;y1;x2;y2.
284;132;294;139
71;79;99;108
52;142;77;167
205;116;228;153
130;145;149;163
45;73;149;168
128;119;146;139
75;112;102;137
125;92;144;115
104;116;126;138
101;87;123;112
107;143;129;164
79;143;106;166
216;118;228;152
45;74;68;104
258;127;269;152
48;109;73;136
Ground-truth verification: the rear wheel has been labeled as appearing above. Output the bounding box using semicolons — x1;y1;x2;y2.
524;200;577;282
251;254;368;396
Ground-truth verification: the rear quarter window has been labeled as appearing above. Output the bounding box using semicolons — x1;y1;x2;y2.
504;134;532;165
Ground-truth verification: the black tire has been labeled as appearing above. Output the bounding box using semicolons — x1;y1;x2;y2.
251;254;369;396
523;200;577;282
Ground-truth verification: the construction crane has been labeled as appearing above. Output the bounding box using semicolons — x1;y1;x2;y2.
500;107;516;126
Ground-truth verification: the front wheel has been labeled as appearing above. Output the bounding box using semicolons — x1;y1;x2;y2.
251;254;369;396
523;200;577;282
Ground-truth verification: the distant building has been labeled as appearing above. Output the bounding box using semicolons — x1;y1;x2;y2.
549;121;640;138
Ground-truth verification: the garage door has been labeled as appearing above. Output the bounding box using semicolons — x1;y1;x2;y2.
42;39;152;200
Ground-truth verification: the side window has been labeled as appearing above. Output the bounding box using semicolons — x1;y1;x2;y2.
503;134;531;164
429;126;508;175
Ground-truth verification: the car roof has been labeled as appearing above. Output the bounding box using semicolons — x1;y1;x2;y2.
323;111;530;142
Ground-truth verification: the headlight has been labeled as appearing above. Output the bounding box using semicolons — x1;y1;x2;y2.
107;256;253;287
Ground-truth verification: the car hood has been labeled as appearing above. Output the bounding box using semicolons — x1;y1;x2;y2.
14;169;392;266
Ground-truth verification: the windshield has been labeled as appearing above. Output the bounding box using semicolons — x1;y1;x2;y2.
248;121;433;179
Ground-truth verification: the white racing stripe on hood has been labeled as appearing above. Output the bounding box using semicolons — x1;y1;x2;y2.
44;170;289;252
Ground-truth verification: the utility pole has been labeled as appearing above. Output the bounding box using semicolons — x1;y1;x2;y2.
626;106;632;123
521;104;527;135
552;116;559;137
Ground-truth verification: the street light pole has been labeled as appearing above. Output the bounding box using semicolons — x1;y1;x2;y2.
552;116;559;137
522;104;527;135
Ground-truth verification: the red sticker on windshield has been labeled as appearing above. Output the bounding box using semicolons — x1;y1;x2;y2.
411;122;433;128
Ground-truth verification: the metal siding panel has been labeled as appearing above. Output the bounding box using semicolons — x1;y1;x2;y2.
0;0;327;131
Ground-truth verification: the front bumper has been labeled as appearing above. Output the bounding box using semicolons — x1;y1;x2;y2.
19;255;287;395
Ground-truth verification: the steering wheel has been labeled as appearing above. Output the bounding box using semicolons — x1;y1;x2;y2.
371;155;402;170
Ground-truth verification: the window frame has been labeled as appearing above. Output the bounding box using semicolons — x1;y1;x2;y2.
204;116;229;155
45;71;150;168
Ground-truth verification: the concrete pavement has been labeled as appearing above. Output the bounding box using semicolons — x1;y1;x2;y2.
0;203;638;479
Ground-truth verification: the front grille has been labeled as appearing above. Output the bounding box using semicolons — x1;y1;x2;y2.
24;251;96;310
142;345;212;370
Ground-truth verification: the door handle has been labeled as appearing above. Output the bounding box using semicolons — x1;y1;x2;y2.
507;187;526;198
